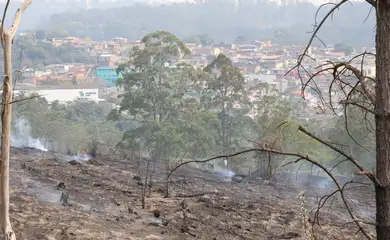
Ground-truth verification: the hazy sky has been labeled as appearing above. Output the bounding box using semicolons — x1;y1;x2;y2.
145;0;364;5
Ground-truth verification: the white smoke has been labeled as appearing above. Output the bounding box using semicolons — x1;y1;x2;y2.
72;154;93;161
215;169;236;182
11;117;48;152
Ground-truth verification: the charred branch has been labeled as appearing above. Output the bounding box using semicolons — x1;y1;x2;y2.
176;191;219;198
168;125;375;239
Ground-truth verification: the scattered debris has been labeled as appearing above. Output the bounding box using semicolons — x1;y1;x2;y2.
144;234;162;240
68;160;81;166
153;209;161;218
112;198;121;206
280;232;301;239
143;218;164;227
133;175;142;181
87;159;101;165
9;148;375;239
128;206;138;215
60;191;69;206
57;182;66;190
176;190;219;198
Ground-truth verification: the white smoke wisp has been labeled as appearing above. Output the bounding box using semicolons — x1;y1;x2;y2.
215;169;236;182
72;154;93;161
11;117;48;152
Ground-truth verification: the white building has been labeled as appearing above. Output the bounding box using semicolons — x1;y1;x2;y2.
10;88;104;104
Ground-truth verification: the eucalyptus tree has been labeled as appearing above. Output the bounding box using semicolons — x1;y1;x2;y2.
114;31;218;196
0;1;32;238
115;31;192;158
202;54;250;167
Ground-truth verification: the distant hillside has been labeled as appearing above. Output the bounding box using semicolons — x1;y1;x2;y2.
38;0;375;46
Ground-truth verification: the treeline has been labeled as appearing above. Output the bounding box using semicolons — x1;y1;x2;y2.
0;35;95;72
9;30;375;176
40;0;375;46
12;96;121;155
107;31;374;176
6;36;95;70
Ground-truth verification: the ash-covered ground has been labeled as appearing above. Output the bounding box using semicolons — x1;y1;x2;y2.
9;147;375;240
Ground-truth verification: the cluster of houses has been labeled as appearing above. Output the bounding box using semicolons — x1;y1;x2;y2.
21;63;95;86
19;36;131;87
16;35;375;116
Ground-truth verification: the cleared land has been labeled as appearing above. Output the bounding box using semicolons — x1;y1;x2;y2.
9;147;375;239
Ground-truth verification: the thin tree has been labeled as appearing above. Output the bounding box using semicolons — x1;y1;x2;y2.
0;0;32;239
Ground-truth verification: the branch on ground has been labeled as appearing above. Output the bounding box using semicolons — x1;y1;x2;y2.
168;126;375;239
175;191;219;198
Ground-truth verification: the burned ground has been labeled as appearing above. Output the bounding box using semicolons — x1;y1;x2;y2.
9;147;375;239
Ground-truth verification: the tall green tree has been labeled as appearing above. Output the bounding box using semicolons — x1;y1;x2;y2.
114;31;219;197
115;31;216;162
202;54;250;166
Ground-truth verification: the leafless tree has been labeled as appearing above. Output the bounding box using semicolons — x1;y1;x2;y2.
0;1;32;239
126;145;155;210
168;1;387;238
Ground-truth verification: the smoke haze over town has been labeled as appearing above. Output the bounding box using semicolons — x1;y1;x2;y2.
0;0;381;239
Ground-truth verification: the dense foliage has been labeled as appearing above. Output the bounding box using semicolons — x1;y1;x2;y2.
8;30;374;176
0;36;95;71
12;96;120;155
108;31;374;176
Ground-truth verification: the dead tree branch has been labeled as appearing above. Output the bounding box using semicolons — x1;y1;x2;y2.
2;95;40;105
0;0;11;43
262;0;379;238
176;191;219;198
339;100;375;115
286;0;350;76
332;62;375;105
298;126;378;185
168;122;376;239
365;0;376;8
8;0;32;36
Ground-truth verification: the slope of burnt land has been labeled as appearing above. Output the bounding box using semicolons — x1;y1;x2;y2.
8;147;375;239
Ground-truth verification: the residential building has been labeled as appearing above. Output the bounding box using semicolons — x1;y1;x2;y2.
97;54;120;67
96;66;121;87
9;88;103;104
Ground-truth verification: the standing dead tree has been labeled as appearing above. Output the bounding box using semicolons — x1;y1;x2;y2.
168;1;385;239
280;0;383;238
0;1;32;239
252;122;284;180
168;127;376;239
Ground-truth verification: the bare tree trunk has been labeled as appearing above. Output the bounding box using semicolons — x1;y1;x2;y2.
142;157;151;209
0;34;15;240
0;1;32;239
267;152;272;179
375;3;390;238
164;157;170;198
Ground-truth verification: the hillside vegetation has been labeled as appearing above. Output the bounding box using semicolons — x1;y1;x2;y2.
41;1;375;46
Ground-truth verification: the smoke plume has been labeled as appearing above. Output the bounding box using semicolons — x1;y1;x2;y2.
11;117;48;151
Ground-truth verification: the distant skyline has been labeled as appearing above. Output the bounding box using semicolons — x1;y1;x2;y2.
126;0;365;6
6;0;374;47
20;0;366;6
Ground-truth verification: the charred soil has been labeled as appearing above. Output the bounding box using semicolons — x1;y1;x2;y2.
9;147;375;239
